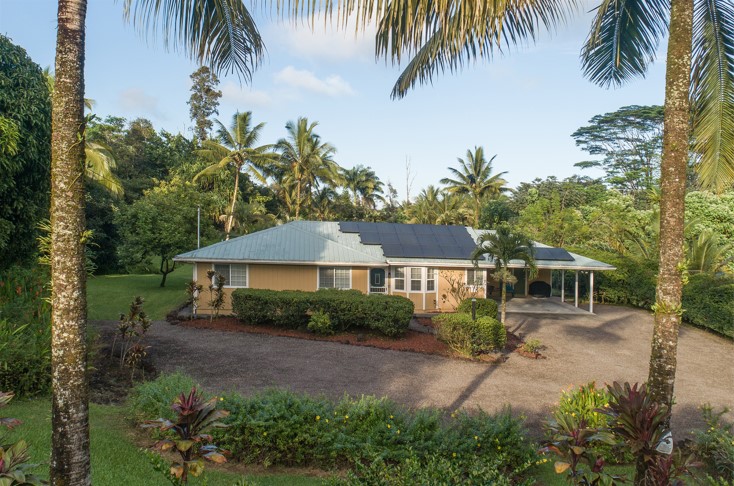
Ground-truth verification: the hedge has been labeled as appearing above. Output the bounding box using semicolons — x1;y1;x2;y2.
457;298;498;319
682;273;734;338
433;313;506;356
231;288;414;337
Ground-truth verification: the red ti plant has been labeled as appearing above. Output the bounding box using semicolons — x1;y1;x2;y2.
598;382;696;486
542;411;623;485
143;388;229;484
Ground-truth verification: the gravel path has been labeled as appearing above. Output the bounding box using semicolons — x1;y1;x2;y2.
103;304;733;436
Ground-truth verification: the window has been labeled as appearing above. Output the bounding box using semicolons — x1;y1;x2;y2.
319;267;351;289
212;263;247;287
466;268;485;288
426;268;436;292
394;267;405;291
410;268;422;291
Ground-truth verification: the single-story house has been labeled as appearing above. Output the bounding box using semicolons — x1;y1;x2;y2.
174;221;615;314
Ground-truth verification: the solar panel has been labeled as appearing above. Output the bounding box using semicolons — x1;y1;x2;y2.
534;247;575;261
339;222;477;259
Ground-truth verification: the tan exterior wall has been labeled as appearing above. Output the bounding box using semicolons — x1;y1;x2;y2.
249;264;317;291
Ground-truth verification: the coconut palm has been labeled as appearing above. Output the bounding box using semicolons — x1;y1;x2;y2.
471;224;536;324
441;147;508;227
51;1;263;482
195;111;276;239
275;118;338;219
342;164;385;209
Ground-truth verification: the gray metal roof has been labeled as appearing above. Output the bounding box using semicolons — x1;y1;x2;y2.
175;221;616;271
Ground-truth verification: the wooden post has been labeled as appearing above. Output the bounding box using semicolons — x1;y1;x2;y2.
561;270;565;303
574;271;579;308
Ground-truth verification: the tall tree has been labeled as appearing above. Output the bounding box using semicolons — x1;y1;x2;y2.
195;111;276;239
572;105;665;197
471;224;536;324
50;1;264;483
342;164;385;208
0;35;51;270
440;147;508;227
275;117;338;219
188;66;222;143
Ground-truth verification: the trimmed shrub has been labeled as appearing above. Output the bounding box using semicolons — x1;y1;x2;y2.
434;313;506;356
231;288;414;337
691;405;734;482
307;310;334;335
457;298;498;319
682;273;734;338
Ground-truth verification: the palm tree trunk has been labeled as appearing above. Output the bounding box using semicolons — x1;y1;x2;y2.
500;276;507;323
295;177;302;220
225;167;240;240
474;197;480;228
647;0;693;411
51;1;91;484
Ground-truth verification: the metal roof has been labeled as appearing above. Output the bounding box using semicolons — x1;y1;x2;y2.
175;221;616;271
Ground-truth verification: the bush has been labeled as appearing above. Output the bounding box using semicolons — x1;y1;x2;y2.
307;310;334;335
682;273;734;338
127;372;199;422
125;379;538;475
231;289;414;337
691;405;734;482
0;266;51;396
434;313;506;356
457;298;498;319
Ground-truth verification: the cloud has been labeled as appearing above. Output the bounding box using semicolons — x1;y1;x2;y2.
275;21;377;62
117;88;165;120
274;66;355;97
220;82;273;108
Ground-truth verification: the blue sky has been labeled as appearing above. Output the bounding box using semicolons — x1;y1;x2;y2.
0;0;667;194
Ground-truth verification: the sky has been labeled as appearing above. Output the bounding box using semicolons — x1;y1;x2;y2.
0;0;668;195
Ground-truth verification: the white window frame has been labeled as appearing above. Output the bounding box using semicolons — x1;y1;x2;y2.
317;267;352;290
410;267;423;292
426;268;437;292
465;268;485;292
211;263;248;288
393;267;405;291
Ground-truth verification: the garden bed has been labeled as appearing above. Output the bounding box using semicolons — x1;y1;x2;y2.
178;316;525;363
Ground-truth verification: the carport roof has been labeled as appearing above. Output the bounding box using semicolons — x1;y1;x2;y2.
175;221;616;271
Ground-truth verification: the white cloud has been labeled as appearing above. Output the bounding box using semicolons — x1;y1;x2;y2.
274;66;355;97
117;88;165;120
220;82;273;108
274;21;377;62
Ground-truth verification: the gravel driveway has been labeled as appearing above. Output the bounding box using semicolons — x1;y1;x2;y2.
118;304;733;436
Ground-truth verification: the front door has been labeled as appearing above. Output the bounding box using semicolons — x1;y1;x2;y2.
369;268;387;294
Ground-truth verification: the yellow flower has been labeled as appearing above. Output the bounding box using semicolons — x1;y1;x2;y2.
452;453;457;458
325;419;329;423
477;443;481;448
387;424;391;429
262;432;267;436
397;430;400;434
474;436;479;440
316;415;320;421
344;415;349;420
390;415;394;419
219;397;224;401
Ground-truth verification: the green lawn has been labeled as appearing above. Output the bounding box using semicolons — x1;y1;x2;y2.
88;269;192;320
5;399;324;486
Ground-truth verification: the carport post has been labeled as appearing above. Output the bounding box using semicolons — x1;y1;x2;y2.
561;270;565;302
589;271;594;313
574;271;579;308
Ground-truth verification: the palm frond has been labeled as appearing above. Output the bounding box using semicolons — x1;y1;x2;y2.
85;142;124;197
581;0;669;87
691;0;734;193
122;0;264;79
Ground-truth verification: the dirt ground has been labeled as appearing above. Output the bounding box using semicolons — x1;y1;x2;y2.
95;304;733;438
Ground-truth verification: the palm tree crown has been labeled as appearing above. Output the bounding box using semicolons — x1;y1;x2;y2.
441;146;508;226
195;111;277;238
342;164;385;209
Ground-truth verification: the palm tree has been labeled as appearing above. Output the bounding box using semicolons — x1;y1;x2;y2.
195;111;276;239
275;118;338;219
342;164;385;208
471;224;536;324
51;1;263;483
441;147;508;227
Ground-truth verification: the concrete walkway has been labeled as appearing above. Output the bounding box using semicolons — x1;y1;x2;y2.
108;304;733;438
506;296;591;315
